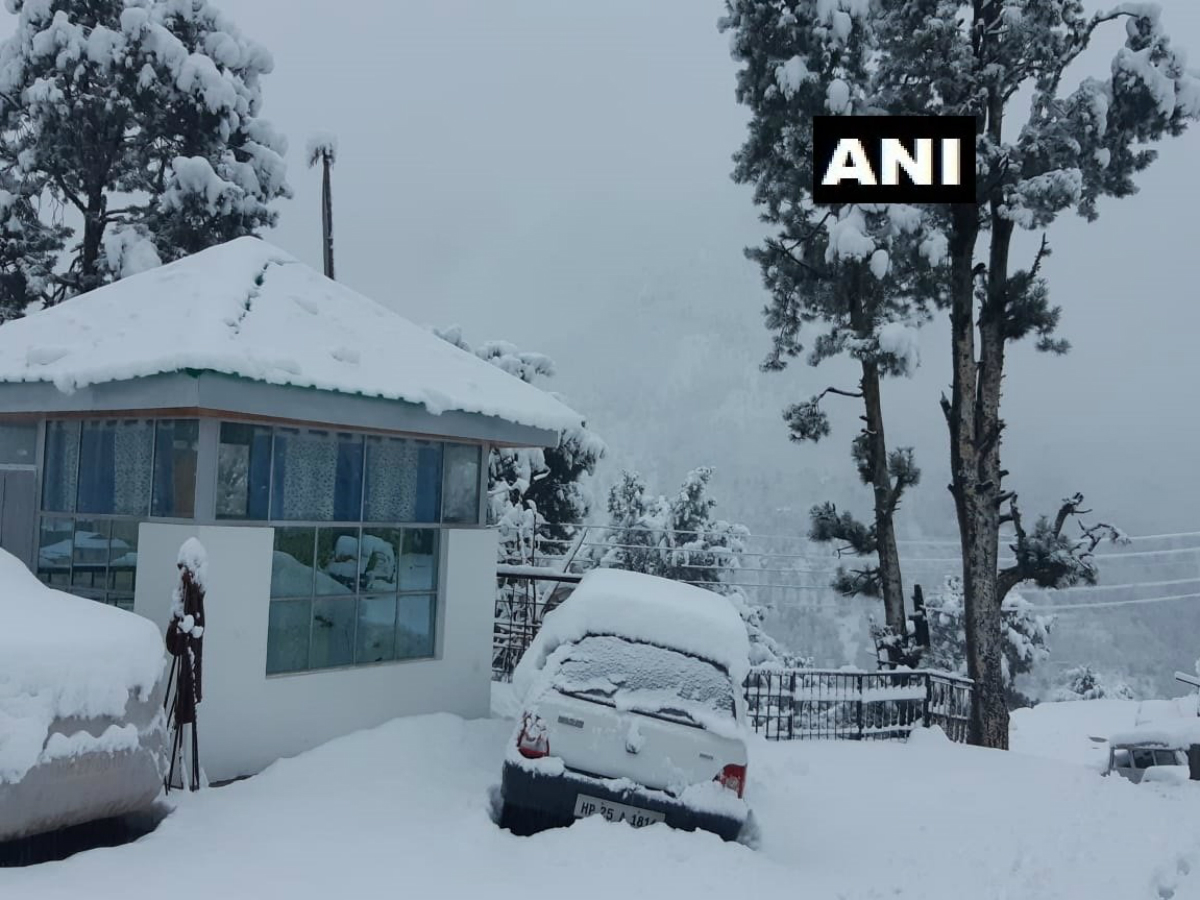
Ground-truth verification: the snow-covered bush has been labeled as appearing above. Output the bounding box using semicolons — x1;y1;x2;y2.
1052;665;1135;702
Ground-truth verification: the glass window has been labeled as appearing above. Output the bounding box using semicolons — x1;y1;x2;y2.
37;517;73;586
363;437;442;524
77;420;154;515
272;527;316;599
0;422;36;466
1131;749;1155;769
42;421;80;512
1112;749;1131;768
396;593;435;660
310;597;356;669
217;423;272;520
360;527;401;592
152;420;199;518
271;428;338;521
110;594;135;612
442;443;481;524
267;598;312;674
108;520;139;593
400;529;438;592
315;526;360;595
71;518;111;590
356;595;397;664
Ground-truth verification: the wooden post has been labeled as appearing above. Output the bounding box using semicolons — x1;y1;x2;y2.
320;153;335;280
1189;745;1200;781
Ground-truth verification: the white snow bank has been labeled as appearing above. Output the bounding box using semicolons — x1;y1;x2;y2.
511;569;751;703
7;710;1200;900
0;237;582;436
0;550;165;784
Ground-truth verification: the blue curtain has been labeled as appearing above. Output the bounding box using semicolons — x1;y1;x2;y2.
333;437;363;521
77;425;115;514
249;431;272;519
415;445;442;523
151;421;175;517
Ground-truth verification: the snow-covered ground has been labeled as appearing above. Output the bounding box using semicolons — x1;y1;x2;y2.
5;689;1200;899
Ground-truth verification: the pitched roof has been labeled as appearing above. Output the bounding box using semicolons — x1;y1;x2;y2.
0;237;582;434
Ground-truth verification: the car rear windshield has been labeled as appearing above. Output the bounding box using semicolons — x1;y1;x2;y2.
550;634;736;727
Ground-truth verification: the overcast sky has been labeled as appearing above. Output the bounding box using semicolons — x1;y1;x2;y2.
10;1;1200;537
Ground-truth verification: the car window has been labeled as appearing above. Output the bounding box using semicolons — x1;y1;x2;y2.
1153;749;1184;766
1112;749;1131;768
1131;749;1156;768
550;634;736;727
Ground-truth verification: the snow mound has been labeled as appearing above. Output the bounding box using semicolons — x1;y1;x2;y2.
0;237;583;436
511;569;751;703
0;549;166;784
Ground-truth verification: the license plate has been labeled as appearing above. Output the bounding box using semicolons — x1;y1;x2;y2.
573;794;665;828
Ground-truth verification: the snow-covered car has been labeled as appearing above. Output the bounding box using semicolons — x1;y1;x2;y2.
0;549;168;842
499;569;753;842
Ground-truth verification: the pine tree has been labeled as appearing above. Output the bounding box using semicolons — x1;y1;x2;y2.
721;0;1195;748
720;0;948;640
0;0;290;310
880;0;1197;749
591;467;801;666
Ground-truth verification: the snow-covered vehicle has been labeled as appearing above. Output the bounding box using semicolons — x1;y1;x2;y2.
1102;740;1190;784
500;569;753;842
0;549;168;842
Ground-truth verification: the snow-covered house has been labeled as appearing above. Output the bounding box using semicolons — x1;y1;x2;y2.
0;237;582;782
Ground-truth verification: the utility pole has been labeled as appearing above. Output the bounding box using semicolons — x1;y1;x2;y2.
307;133;337;280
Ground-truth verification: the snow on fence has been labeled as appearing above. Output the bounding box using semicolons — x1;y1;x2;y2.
743;668;973;744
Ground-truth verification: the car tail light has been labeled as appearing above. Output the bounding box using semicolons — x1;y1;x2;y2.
516;712;550;759
715;763;746;798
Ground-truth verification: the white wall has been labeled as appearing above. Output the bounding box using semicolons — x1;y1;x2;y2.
135;524;497;782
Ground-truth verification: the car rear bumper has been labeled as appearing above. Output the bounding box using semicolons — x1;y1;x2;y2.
500;760;746;842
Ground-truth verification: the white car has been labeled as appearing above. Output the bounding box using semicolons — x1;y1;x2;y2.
499;569;752;842
0;549;168;842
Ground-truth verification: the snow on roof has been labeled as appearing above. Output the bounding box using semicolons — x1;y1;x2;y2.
511;568;751;702
0;549;165;784
1109;720;1200;748
0;237;582;436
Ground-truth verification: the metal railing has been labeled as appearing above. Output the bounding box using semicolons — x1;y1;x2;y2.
742;668;973;743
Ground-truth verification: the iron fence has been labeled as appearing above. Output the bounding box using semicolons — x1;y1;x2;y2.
742;668;972;743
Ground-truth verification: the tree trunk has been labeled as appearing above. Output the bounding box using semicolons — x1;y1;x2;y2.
78;192;107;296
944;203;1009;749
861;360;906;632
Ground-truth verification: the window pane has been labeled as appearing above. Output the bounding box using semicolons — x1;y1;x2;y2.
396;593;435;660
316;526;360;595
152;420;199;518
0;422;36;465
356;595;397;664
77;420;154;515
42;421;79;512
400;529;438;592
442;443;481;524
71;519;110;590
217;423;272;520
364;437;441;524
271;527;316;599
271;428;339;521
108;520;139;593
310;597;356;669
360;527;401;592
267;598;312;674
37;517;73;586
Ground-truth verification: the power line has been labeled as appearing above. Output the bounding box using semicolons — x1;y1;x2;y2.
1037;591;1200;612
1012;577;1200;595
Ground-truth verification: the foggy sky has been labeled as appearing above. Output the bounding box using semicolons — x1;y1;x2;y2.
9;1;1200;537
